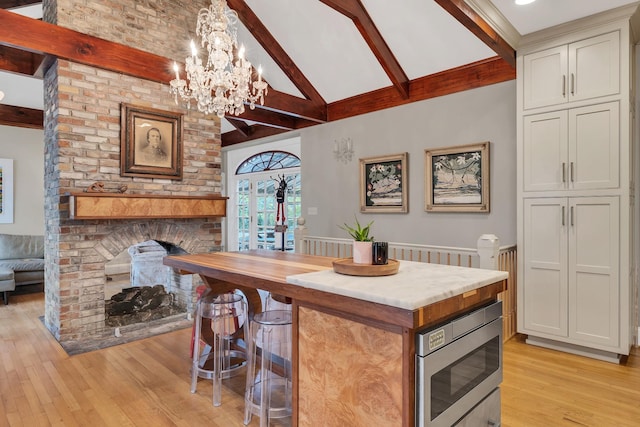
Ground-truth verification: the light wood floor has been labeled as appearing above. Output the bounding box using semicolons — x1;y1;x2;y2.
1;291;639;427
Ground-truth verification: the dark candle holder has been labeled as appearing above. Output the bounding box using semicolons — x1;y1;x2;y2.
372;241;388;265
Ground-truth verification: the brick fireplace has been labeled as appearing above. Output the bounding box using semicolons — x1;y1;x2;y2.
45;219;219;344
40;61;225;349
44;217;222;350
41;0;224;350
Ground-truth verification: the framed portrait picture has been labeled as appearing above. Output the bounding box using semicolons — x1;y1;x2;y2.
0;158;14;224
425;142;490;212
360;152;408;213
120;103;183;179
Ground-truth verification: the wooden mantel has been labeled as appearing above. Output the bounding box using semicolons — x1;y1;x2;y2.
68;193;227;220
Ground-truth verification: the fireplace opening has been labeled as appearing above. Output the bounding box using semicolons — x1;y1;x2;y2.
104;240;192;327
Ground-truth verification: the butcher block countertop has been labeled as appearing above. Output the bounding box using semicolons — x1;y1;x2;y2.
163;250;508;329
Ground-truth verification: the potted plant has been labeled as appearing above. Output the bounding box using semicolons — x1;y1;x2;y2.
339;216;374;264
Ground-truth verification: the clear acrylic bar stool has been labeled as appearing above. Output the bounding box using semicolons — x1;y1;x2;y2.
264;293;292;311
191;291;248;407
244;309;293;426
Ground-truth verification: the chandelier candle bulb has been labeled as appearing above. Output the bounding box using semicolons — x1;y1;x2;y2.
190;40;197;57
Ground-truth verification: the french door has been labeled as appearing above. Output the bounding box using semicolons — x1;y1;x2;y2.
235;171;300;251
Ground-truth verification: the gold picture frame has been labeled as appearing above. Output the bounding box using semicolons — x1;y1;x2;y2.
360;152;408;213
120;103;183;180
425;142;490;212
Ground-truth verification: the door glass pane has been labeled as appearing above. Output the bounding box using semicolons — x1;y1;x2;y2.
237;179;250;251
256;179;276;250
283;173;300;251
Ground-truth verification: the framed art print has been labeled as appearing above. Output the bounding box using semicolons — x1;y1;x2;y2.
425;142;489;212
360;152;408;213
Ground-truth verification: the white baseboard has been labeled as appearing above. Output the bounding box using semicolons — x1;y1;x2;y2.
525;336;622;364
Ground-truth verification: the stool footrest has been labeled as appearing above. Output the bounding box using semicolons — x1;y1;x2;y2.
245;377;292;420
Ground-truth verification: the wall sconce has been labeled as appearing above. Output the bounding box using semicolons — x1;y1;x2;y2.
333;137;354;164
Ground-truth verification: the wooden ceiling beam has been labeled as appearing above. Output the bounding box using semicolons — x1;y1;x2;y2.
327;56;515;121
247;91;326;123
222;105;323;146
225;117;251;138
0;9;176;82
222;124;290;147
435;0;516;68
320;0;410;99
0;44;43;75
234;105;324;130
228;0;325;106
0;104;43;129
0;9;326;123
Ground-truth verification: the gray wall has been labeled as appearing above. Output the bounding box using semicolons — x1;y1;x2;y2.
300;81;517;248
0;125;45;235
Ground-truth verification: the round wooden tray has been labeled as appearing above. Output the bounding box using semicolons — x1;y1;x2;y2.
332;258;399;276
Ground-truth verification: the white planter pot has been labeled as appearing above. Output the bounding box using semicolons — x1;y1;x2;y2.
352;241;372;264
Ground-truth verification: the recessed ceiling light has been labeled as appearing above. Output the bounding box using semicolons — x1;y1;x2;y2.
515;0;536;5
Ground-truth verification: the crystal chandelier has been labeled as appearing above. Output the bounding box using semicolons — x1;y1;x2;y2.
169;0;268;118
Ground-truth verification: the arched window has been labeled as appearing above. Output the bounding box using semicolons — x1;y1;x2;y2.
236;151;300;174
233;151;301;252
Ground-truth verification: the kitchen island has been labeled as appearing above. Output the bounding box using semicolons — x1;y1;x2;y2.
163;250;508;427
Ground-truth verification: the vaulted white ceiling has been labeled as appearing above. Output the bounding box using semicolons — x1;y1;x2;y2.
1;0;638;136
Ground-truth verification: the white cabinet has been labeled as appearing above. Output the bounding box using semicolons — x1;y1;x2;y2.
522;197;620;348
523;102;619;192
522;31;620;110
517;9;635;359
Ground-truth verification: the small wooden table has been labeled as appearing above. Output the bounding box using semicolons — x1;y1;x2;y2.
164;250;507;427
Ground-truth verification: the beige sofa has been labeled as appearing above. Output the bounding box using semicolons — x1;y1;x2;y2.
0;234;45;305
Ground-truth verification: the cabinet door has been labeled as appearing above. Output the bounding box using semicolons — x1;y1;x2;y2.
569;32;620;103
568;197;619;347
523;46;567;110
569;102;619;190
523;111;568;192
522;198;568;337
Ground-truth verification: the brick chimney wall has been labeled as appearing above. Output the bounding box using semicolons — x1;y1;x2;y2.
42;0;223;344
